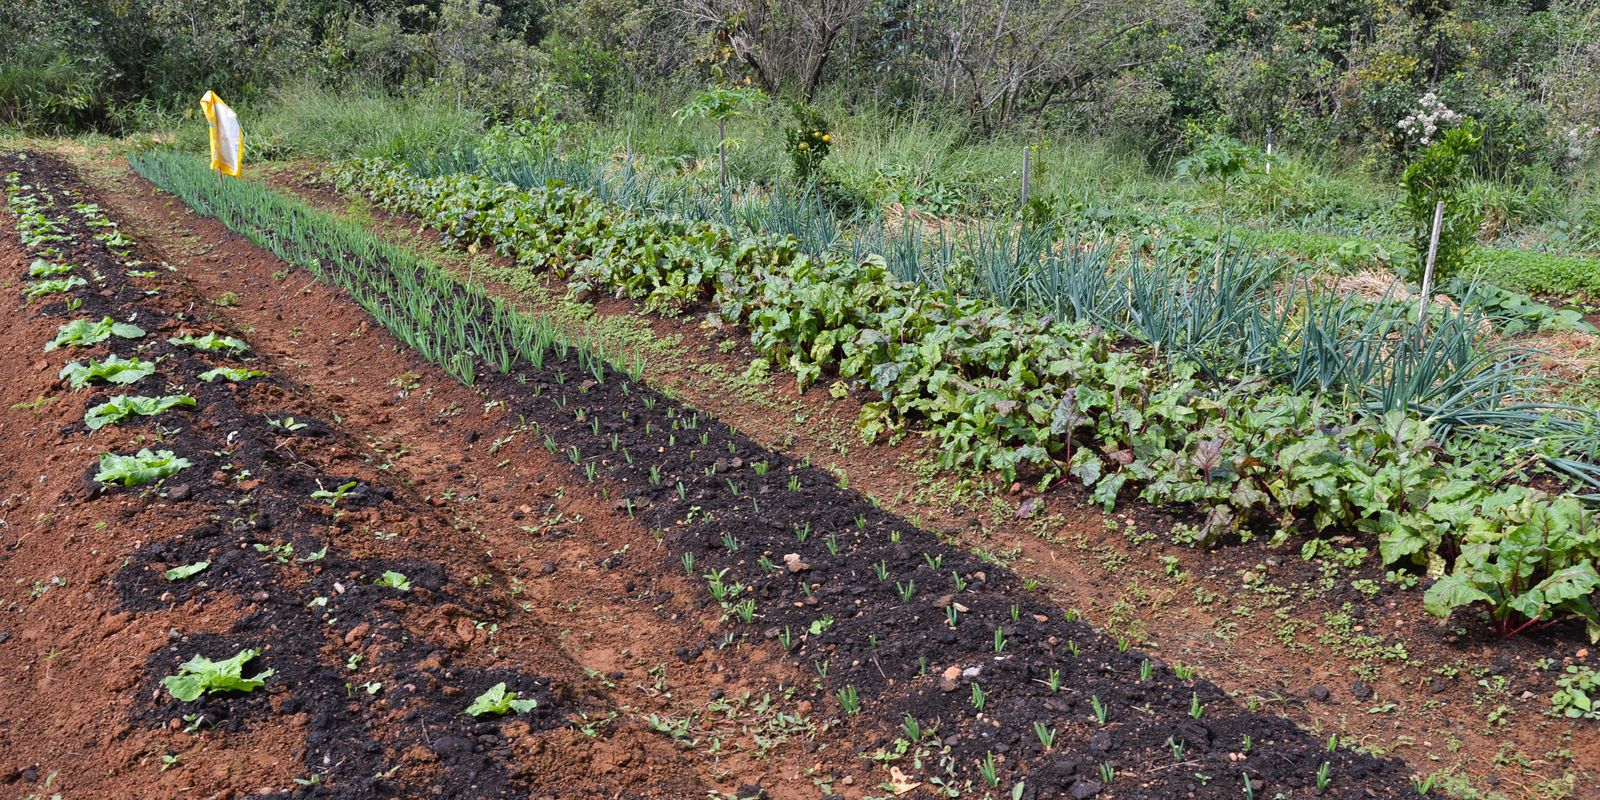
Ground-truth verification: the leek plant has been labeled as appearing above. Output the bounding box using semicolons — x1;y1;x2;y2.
129;150;627;387
447;140;1598;466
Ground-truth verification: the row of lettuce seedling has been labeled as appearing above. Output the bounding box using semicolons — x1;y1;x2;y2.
328;158;1600;644
5;167;260;699
5;161;541;720
7;169;206;482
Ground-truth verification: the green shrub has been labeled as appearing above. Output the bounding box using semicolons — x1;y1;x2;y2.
246;85;481;162
0;51;112;132
1175;132;1262;221
1400;121;1484;283
783;102;833;185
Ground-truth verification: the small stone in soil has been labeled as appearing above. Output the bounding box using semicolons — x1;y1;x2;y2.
1070;779;1102;798
939;666;961;691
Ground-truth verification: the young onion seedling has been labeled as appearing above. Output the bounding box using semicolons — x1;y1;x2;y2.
978;752;999;787
836;685;860;714
1034;722;1056;750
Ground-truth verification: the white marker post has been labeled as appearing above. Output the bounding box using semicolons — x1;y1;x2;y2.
1418;199;1445;324
1020;145;1032;208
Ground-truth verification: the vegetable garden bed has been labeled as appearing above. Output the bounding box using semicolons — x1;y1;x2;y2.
0;150;812;798
108;150;1430;797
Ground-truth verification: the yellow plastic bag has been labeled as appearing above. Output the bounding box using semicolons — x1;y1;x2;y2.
199;91;243;177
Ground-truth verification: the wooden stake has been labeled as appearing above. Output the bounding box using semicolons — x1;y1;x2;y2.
1418;199;1445;324
718;118;728;195
1020;145;1032;208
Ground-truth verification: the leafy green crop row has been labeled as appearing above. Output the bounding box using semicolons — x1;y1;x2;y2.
335;158;1600;641
4;169;197;495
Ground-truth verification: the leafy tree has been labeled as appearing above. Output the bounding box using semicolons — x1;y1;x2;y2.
1400;119;1484;284
1175;132;1262;223
675;83;764;191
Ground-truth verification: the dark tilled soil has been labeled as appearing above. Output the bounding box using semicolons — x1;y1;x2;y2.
264;163;1600;797
160;155;1424;797
3;148;1422;799
0;151;734;799
479;318;1417;798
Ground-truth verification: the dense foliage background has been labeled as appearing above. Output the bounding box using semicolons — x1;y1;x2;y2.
4;0;1599;172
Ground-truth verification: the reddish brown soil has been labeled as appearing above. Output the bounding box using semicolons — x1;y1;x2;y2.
4;143;1581;798
0;151;850;799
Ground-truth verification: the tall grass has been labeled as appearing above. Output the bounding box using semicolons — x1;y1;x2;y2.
162;84;484;163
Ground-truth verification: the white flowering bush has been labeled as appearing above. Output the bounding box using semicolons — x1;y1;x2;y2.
1397;92;1462;146
1562;125;1600;165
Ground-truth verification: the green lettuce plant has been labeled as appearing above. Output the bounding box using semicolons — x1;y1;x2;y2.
464;682;537;716
162;649;272;702
60;355;156;388
84;394;196;430
168;333;248;353
95;448;191;486
199;366;267;382
45;317;144;350
23;275;85;300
